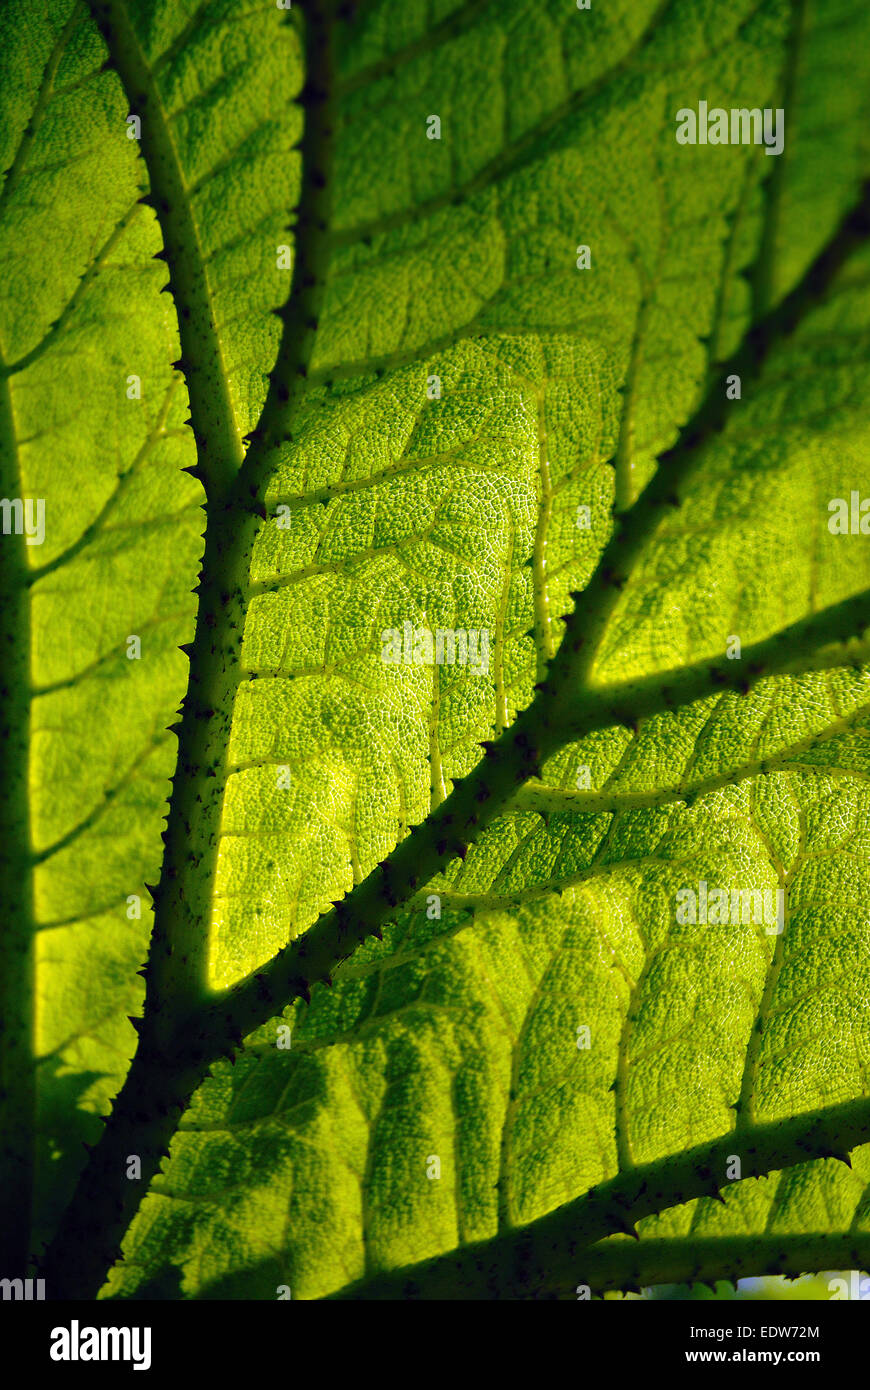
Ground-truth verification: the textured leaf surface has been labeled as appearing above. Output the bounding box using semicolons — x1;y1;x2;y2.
0;0;204;1259
5;0;870;1302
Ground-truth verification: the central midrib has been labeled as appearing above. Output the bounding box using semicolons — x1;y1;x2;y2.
92;0;245;501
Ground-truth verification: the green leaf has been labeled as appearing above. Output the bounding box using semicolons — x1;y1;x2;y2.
5;0;870;1304
0;0;203;1267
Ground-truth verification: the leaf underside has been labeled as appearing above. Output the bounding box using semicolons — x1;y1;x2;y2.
2;0;870;1301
